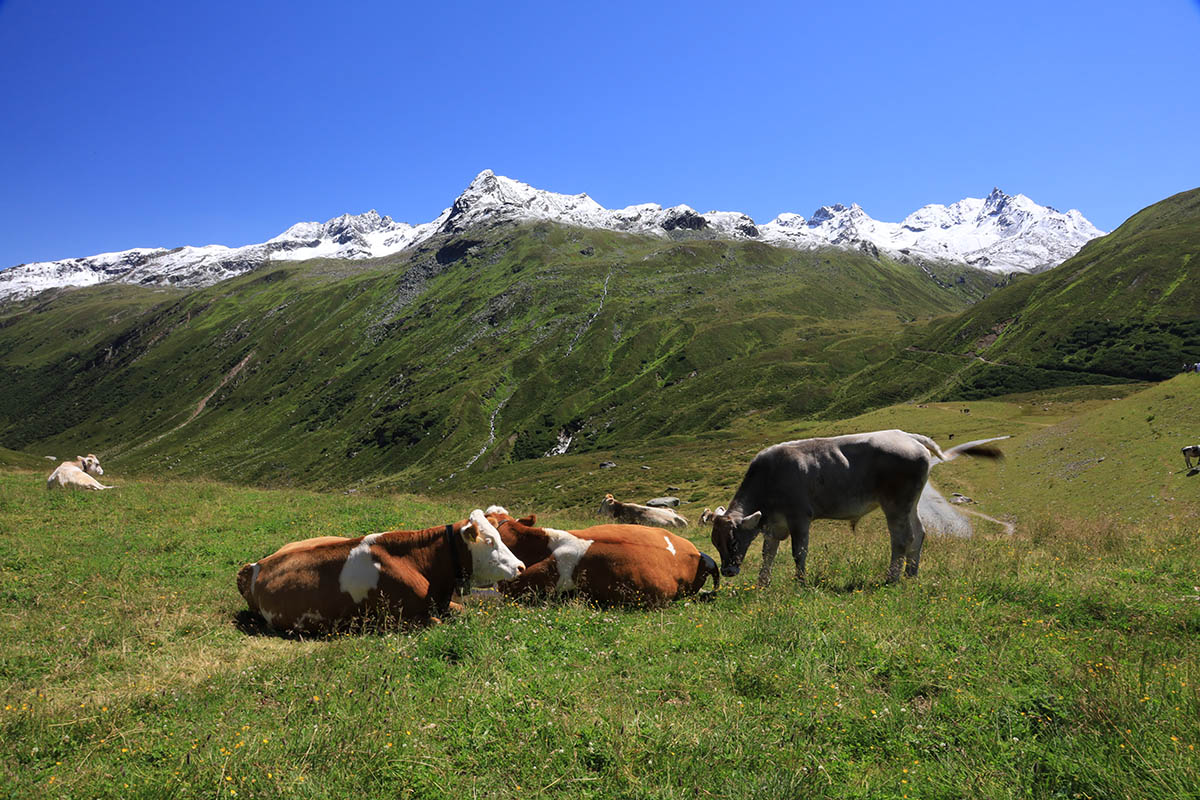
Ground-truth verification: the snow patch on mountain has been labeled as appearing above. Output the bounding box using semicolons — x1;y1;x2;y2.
444;172;1101;272
0;171;1104;302
0;211;439;302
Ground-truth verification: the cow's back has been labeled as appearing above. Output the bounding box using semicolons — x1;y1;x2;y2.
46;462;93;491
45;461;73;489
242;537;362;631
750;431;931;518
242;534;398;633
571;524;706;604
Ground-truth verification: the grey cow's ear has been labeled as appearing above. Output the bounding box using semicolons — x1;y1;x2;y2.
737;511;762;531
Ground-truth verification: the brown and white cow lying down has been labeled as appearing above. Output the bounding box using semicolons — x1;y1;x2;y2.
236;510;525;632
488;508;718;607
597;493;688;528
46;454;113;491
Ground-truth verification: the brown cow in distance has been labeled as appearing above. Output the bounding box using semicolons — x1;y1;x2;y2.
236;509;525;632
486;507;718;606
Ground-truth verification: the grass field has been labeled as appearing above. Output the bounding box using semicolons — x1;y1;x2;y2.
2;455;1198;798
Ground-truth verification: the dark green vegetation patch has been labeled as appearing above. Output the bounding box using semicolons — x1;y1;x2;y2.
843;187;1200;409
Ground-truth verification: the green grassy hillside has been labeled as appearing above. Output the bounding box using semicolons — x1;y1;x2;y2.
835;188;1200;412
0;446;47;471
0;223;993;490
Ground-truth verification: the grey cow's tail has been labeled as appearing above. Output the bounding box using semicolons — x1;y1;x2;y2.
906;432;949;461
908;432;1009;465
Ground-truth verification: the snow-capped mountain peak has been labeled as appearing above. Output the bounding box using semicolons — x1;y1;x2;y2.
439;169;609;234
0;173;1105;302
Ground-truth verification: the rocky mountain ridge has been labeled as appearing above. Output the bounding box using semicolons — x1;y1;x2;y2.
0;171;1103;301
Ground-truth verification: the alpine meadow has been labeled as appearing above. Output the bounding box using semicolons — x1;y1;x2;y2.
1;175;1198;800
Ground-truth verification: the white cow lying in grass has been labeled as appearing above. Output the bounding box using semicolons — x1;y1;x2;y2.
46;454;113;491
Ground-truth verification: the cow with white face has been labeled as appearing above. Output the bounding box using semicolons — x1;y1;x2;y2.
46;454;113;491
237;509;525;632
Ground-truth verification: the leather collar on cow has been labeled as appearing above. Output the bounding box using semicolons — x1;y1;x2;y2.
444;523;471;597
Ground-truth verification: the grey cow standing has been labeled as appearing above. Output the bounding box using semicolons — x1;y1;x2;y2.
707;430;1007;586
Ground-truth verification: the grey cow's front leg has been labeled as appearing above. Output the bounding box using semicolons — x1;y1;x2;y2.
758;535;781;587
789;515;812;584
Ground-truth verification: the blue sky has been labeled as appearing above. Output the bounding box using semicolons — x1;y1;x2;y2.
1;0;1198;266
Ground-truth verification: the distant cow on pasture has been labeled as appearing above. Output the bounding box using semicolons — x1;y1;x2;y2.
236;509;525;632
706;430;1007;586
487;507;718;606
46;454;113;491
597;493;688;528
1183;445;1200;470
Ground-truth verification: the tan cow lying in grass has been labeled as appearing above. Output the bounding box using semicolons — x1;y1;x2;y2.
236;509;525;632
46;454;113;491
597;493;688;528
487;507;718;606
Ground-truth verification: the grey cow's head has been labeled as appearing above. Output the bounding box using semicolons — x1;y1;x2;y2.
707;506;762;578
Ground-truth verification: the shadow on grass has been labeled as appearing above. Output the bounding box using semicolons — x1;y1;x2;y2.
231;608;433;639
716;573;900;598
232;609;294;639
817;576;898;594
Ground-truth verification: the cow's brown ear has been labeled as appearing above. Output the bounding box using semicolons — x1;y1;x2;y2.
518;514;536;526
605;493;614;500
460;522;479;543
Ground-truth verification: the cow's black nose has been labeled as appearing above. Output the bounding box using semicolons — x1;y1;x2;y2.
721;566;739;578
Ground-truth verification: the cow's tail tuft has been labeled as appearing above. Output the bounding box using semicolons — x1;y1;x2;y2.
910;432;1010;464
942;435;1011;462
